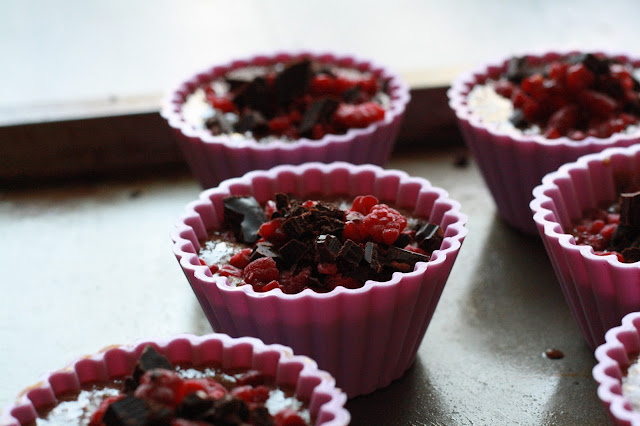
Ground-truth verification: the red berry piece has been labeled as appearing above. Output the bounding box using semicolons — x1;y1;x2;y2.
231;385;270;405
274;408;308;426
255;280;281;292
278;267;311;294
134;369;183;406
218;264;243;278
493;80;515;98
324;273;361;290
565;64;595;92
579;90;618;118
343;211;367;243
259;218;288;245
244;257;279;285
205;94;236;113
229;248;252;269
363;204;408;245
309;74;335;95
351;195;379;215
268;116;291;135
547;104;579;133
334;102;385;129
236;370;265;386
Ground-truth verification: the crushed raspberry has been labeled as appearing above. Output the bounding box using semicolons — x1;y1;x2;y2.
229;248;252;269
279;268;311;294
244;257;279;285
135;369;183;406
218;264;243;277
236;370;265;386
334;102;386;129
231;385;270;405
205;94;236;113
259;218;287;245
274;408;308;426
343;211;368;243
364;204;408;245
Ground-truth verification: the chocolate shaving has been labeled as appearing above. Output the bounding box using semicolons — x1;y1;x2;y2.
224;196;267;244
232;76;271;116
250;241;280;262
298;98;339;137
274;59;312;106
282;213;312;239
275;193;290;210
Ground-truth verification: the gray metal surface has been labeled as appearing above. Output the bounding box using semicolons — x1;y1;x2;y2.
0;150;608;425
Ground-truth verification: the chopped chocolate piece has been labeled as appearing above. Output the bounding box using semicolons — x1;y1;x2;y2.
234;110;269;139
415;223;444;253
127;346;172;390
176;392;215;421
505;56;528;83
279;239;308;266
282;213;311;239
338;239;364;266
316;234;342;262
274;59;312;106
103;396;150;426
392;232;412;248
364;241;384;273
204;394;250;425
623;247;640;263
298;98;340;137
619;191;640;226
233;76;271;116
250;241;280;262
205;113;234;134
611;224;638;251
224;196;268;244
384;246;429;272
314;202;346;219
275;193;290;210
571;53;610;75
509;108;527;129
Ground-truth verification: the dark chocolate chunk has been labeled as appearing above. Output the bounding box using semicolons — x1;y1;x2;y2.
127;346;172;390
250;241;280;262
175;392;215;421
279;239;308;266
316;234;342;262
509;108;527;129
298;98;339;137
252;406;275;426
275;193;290;210
338;239;364;266
342;85;362;103
598;77;625;100
623;247;640;263
364;241;384;273
224;196;267;244
314;202;346;219
234;110;269;139
205;113;234;134
274;59;312;106
392;232;412;248
415;223;444;253
233;76;271;116
505;56;528;83
103;396;150;426
204;394;250;425
384;246;429;272
619;191;640;226
611;224;638;251
282;213;311;239
572;53;610;75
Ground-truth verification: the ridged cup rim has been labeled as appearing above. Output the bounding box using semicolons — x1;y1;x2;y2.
160;50;411;152
171;161;468;301
530;144;640;268
448;48;640;148
594;312;640;425
0;333;350;426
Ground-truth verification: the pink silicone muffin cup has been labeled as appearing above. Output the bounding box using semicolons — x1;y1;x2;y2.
161;51;410;188
0;333;350;426
171;162;467;397
531;145;640;350
449;49;640;236
594;312;640;425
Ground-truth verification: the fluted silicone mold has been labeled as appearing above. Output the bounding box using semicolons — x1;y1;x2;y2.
449;50;640;235
161;51;410;188
0;333;349;426
594;312;640;425
170;162;468;397
531;145;640;349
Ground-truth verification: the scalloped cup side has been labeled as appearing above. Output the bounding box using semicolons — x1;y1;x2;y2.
1;333;350;426
161;51;411;188
449;50;640;235
531;145;640;350
171;162;468;397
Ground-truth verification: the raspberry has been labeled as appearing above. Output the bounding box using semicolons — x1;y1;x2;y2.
205;94;236;113
363;204;408;245
565;64;595;92
243;257;279;285
343;211;367;243
134;369;183;406
229;248;252;269
218;264;243;277
324;273;361;290
350;195;379;215
278;268;311;294
268;116;291;135
309;74;335;95
259;219;288;245
334;102;385;128
255;280;281;292
231;385;270;404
